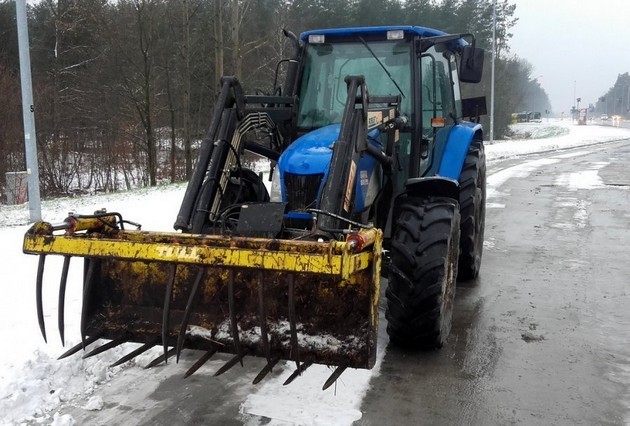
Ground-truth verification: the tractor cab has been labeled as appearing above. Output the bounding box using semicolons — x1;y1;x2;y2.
272;26;484;228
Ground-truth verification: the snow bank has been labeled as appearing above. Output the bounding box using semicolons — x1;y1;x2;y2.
486;120;630;161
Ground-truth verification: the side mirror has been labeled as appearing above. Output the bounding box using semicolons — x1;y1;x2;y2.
459;45;484;83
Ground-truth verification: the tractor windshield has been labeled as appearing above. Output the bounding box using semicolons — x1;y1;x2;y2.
298;40;411;129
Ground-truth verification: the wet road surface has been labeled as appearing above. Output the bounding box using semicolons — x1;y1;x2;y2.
357;139;630;425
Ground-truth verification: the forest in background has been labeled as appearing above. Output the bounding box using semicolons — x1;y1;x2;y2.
594;72;630;118
0;0;550;199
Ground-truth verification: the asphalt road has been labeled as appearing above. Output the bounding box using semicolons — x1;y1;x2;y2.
357;138;630;425
54;138;630;425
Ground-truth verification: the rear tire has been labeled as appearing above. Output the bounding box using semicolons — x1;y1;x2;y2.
385;195;460;349
457;141;486;281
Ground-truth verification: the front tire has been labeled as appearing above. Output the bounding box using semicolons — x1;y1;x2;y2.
385;195;460;349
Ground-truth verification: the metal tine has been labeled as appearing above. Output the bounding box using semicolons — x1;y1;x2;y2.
162;264;177;364
176;267;207;362
214;350;249;377
228;269;243;365
257;271;271;364
183;347;218;378
145;347;177;369
57;332;103;360
82;336;127;359
283;359;314;386
110;338;159;367
322;366;347;391
36;254;47;343
287;274;300;370
80;259;97;350
253;356;280;385
58;256;71;346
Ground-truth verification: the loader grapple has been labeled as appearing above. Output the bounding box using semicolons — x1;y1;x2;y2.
23;214;382;385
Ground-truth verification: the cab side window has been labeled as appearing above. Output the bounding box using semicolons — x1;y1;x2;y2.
449;54;462;118
420;44;457;135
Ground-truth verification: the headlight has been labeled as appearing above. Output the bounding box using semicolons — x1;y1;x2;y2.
269;168;283;202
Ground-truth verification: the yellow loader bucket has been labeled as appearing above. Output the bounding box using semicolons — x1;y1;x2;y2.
23;213;382;386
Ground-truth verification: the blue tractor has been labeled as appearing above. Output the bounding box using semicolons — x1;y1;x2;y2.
24;26;486;387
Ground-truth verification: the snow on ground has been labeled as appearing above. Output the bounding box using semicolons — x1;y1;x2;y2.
1;120;629;425
486;120;630;161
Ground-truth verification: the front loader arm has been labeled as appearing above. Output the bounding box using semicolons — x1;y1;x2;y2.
174;77;296;234
174;77;244;232
316;75;402;233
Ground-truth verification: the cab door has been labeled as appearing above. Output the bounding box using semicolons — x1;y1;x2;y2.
418;43;460;177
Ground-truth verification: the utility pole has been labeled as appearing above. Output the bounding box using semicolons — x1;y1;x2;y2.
16;0;41;222
489;0;496;143
571;80;579;121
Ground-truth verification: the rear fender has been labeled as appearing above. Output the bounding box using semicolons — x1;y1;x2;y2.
436;122;482;181
403;176;459;200
386;177;459;241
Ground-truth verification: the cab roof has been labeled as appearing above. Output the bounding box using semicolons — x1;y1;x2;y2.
300;26;447;41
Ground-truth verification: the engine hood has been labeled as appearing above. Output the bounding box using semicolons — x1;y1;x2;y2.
278;124;340;175
274;123;383;214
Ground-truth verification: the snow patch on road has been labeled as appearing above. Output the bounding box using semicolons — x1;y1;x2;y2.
486;202;505;209
240;319;389;425
241;370;366;425
83;395;104;411
50;412;76;426
486;158;559;200
549;196;591;230
554;162;607;190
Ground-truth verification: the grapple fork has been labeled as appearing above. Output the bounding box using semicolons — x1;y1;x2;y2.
23;213;382;385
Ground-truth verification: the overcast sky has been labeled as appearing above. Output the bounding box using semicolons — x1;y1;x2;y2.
509;0;630;114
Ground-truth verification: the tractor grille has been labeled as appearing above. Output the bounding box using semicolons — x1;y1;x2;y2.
284;172;324;211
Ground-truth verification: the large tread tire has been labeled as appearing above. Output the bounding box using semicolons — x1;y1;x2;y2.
457;141;486;281
385;195;460;349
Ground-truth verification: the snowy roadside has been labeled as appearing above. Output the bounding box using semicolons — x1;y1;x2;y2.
1;120;629;425
1;184;189;426
485;120;630;162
